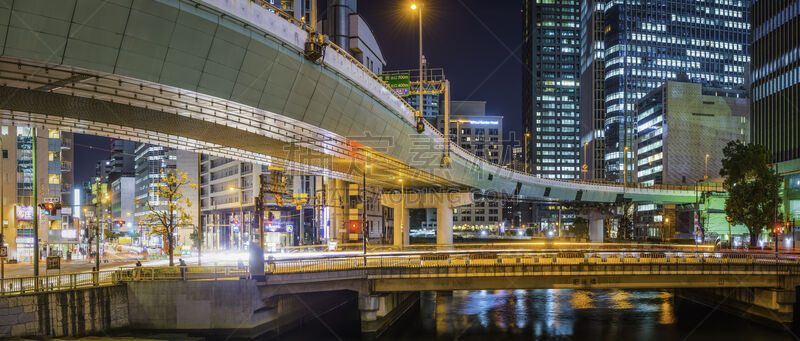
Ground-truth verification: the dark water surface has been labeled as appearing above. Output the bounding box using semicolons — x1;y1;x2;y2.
276;289;796;341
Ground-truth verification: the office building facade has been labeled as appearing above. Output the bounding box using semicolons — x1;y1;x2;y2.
134;144;198;249
751;0;800;223
436;101;503;229
635;81;749;239
0;127;75;261
522;0;582;180
752;0;799;164
579;0;606;180
602;0;750;182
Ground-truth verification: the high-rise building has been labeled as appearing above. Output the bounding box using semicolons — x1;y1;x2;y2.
110;176;135;234
321;0;386;74
751;0;800;223
752;0;799;164
522;0;582;180
0;127;75;261
436;101;503;229
636;82;750;186
601;0;750;182
105;140;136;182
134;144;198;249
579;0;606;180
635;81;749;239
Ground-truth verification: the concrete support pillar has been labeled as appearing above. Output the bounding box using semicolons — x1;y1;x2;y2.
382;192;472;247
589;211;604;243
392;208;410;247
436;205;453;245
575;208;611;243
359;293;420;339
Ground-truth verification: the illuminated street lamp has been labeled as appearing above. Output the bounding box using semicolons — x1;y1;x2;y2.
704;153;710;181
398;178;405;247
410;2;425;133
228;185;244;249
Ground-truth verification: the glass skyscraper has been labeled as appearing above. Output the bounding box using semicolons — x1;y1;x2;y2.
579;0;606;181
752;0;799;164
522;0;581;180
600;0;750;182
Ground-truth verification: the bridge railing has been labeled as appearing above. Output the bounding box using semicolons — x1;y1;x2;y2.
0;271;118;297
265;251;800;277
114;265;250;282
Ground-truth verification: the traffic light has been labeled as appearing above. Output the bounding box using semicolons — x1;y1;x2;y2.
114;220;125;229
38;202;61;215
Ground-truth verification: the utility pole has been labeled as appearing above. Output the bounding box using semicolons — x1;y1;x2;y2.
95;185;101;273
197;153;202;265
0;132;4;280
362;163;368;263
32;128;39;281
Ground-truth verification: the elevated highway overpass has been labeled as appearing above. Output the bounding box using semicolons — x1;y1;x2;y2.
0;0;722;205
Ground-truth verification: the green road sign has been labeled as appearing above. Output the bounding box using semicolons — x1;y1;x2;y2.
379;73;410;96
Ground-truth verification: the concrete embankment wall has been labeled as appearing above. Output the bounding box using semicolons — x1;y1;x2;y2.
127;280;359;339
0;285;129;338
677;284;799;331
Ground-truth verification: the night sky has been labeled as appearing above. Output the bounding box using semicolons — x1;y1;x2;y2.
75;1;524;185
357;0;523;139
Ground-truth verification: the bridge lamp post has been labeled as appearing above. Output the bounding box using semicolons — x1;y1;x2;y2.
704;153;710;181
398;178;405;247
362;164;371;263
410;2;425;133
228;186;244;250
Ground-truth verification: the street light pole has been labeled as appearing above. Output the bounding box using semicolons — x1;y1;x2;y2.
32;128;39;281
704;153;709;181
411;2;424;132
362;163;370;263
399;179;404;248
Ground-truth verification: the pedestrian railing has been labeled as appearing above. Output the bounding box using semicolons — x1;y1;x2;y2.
115;265;250;282
264;250;800;280
0;271;118;297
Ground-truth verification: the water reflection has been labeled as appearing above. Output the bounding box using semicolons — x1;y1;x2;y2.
388;289;793;341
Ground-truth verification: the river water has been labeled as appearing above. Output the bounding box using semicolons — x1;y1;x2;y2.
278;289;795;341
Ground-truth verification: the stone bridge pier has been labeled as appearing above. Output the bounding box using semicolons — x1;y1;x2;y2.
382;191;474;246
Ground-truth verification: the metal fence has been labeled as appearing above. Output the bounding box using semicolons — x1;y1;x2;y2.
265;251;800;278
114;266;250;282
0;271;117;296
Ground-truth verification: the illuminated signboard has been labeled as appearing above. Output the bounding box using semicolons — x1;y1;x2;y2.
16;237;34;244
451;120;500;126
15;206;33;221
60;229;77;239
467;120;499;125
379;73;410;96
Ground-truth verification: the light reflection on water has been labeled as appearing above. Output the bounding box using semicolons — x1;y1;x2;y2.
384;289;793;341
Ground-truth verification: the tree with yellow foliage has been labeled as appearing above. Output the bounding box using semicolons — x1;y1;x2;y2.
137;169;196;267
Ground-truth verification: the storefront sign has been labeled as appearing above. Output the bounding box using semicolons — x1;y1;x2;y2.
60;229;77;239
15;237;34;244
15;206;33;221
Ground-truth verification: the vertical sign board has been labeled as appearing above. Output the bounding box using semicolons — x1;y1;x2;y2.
0;246;7;258
379;73;411;96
